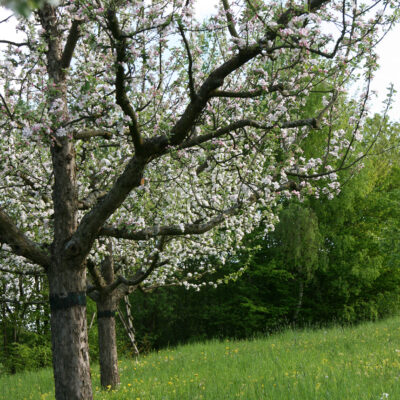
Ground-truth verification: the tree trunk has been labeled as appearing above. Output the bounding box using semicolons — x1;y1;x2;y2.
47;267;93;400
293;279;304;324
35;275;41;333
38;5;93;399
88;246;139;388
97;296;120;388
2;303;7;356
94;245;120;389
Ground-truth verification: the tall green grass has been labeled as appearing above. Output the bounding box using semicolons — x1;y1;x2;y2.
2;317;400;399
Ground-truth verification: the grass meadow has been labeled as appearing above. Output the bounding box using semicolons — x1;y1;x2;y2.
2;317;400;399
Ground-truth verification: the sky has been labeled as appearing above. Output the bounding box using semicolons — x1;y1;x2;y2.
369;25;400;121
0;2;399;121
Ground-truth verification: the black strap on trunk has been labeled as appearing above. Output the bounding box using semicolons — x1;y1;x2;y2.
97;310;116;319
49;291;87;311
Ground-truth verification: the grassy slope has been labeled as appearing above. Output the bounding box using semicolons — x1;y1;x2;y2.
2;317;400;400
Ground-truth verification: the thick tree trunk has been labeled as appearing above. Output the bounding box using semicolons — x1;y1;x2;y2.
48;267;92;400
38;5;93;399
97;296;120;388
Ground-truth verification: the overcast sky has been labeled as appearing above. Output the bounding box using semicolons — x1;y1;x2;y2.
0;3;399;121
369;25;400;121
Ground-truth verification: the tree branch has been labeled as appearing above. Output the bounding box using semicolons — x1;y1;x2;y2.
64;155;146;262
60;19;83;69
87;259;106;290
167;0;330;147
101;238;167;296
0;209;50;269
73;129;113;140
122;16;173;38
221;0;239;38
0;40;29;47
178;22;196;101
168;44;262;146
106;9;142;152
0;93;13;120
210;84;283;98
179;112;329;150
99;205;240;241
77;189;108;210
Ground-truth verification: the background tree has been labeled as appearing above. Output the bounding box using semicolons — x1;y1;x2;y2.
0;263;50;373
269;203;321;323
123;116;400;348
0;1;397;399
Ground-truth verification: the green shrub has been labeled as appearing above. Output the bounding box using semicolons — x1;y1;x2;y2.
3;342;52;373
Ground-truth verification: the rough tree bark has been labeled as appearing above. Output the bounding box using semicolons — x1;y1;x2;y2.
97;296;119;388
88;249;138;389
47;268;92;400
39;6;93;399
95;249;120;388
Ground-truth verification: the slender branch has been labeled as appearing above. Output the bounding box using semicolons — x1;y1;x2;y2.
0;93;13;120
181;119;264;149
210;84;283;98
106;9;142;152
0;209;50;269
297;3;347;60
315;90;338;124
244;0;266;25
221;0;239;38
178;22;196;101
0;40;29;47
0;15;13;24
122;16;173;38
180;112;328;151
340;76;371;169
104;238;167;295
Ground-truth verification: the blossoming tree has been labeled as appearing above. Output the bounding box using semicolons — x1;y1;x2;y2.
0;0;397;398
